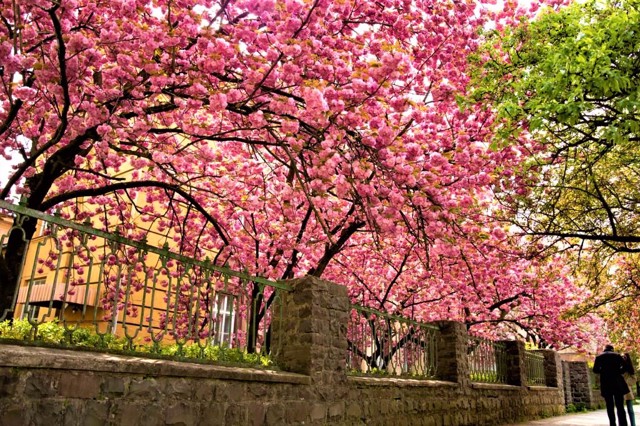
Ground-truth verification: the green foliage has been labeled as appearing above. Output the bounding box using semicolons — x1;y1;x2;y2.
347;367;438;379
466;0;640;338
470;372;501;383
68;328;128;351
0;319;271;368
467;0;640;238
0;319;129;349
36;321;66;344
470;0;640;137
157;342;272;367
347;367;391;377
565;403;588;413
0;318;34;340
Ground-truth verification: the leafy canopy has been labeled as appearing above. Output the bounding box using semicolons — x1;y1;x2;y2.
0;0;598;348
468;0;640;350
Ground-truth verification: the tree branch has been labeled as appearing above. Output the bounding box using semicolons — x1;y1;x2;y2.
40;180;230;245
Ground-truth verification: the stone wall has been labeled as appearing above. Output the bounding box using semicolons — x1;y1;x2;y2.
0;276;574;425
562;361;605;410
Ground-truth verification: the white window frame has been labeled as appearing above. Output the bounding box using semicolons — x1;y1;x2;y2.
21;303;40;320
29;278;46;286
213;293;236;347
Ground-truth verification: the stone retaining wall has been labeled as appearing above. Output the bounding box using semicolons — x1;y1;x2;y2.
0;276;575;425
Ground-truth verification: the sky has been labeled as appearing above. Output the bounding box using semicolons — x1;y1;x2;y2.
0;152;20;202
0;158;12;187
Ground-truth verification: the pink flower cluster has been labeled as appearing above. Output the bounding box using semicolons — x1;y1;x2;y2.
0;0;599;348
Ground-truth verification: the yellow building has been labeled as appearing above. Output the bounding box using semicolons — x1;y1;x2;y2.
1;200;241;348
0;212;11;237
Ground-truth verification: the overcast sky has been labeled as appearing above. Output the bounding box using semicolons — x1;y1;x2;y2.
0;153;20;202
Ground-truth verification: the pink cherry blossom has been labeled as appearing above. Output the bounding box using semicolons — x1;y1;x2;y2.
0;0;599;349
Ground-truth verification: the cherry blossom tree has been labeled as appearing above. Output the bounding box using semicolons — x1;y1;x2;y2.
0;0;594;348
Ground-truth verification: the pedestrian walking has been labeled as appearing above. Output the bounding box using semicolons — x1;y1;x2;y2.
594;344;630;426
622;353;636;426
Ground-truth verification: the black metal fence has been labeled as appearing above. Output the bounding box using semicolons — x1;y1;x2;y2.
347;304;439;378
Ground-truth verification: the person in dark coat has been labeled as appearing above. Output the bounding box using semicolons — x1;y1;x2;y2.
594;344;630;426
622;353;636;426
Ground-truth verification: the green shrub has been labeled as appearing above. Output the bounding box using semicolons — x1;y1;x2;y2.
69;326;93;346
0;319;272;368
36;321;66;344
566;403;587;413
159;342;272;367
0;319;34;340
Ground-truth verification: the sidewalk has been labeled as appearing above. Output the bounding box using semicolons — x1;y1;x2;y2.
508;409;612;425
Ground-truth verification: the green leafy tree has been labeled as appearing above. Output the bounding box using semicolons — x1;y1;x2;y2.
467;0;640;348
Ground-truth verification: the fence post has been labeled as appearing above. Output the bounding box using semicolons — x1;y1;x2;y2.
562;361;573;407
535;349;563;388
564;361;599;409
271;275;349;386
501;340;526;386
435;321;470;386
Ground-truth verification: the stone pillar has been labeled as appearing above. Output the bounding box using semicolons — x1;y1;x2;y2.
536;349;563;388
501;340;526;386
562;361;574;406
565;361;598;408
586;363;604;408
435;321;470;386
271;275;350;386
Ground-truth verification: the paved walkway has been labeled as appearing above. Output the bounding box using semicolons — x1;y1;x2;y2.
508;408;615;425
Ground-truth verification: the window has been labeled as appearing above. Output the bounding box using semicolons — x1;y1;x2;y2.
29;278;46;286
20;278;47;320
21;304;40;320
213;293;236;347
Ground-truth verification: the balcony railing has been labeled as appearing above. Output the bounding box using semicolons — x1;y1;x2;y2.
347;304;439;378
17;280;99;308
0;200;290;359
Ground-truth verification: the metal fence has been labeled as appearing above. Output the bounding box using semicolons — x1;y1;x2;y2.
525;350;546;386
468;335;508;384
0;201;290;362
347;304;439;378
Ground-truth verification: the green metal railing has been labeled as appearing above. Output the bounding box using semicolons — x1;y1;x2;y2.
0;200;290;362
347;304;439;378
468;336;508;384
525;351;546;386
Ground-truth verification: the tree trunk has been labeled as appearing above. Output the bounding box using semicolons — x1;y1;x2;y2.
0;217;38;320
246;284;264;353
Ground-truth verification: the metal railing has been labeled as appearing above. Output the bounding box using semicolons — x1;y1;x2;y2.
347;304;439;378
0;201;290;362
468;335;508;384
525;350;546;386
